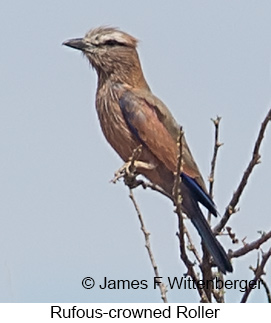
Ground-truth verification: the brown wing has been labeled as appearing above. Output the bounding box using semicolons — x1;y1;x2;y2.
119;89;207;192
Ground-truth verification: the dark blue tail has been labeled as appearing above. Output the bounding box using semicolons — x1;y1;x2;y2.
190;202;233;274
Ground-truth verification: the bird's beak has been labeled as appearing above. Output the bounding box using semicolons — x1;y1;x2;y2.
62;38;87;51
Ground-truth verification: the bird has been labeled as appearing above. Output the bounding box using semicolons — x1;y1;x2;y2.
63;26;233;274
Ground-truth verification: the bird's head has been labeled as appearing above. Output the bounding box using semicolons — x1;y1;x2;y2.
63;26;145;86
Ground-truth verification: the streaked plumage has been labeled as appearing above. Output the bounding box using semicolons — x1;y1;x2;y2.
63;27;233;274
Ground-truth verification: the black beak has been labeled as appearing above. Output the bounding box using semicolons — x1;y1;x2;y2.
62;38;87;51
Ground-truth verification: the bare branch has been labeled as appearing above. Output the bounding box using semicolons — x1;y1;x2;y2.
111;146;168;302
259;277;271;303
208;116;223;223
173;127;210;302
214;108;271;234
230;230;271;259
129;189;168;303
111;145;173;200
185;228;202;264
140;181;173;201
111;145;143;186
203;117;223;302
240;248;271;303
111;108;271;303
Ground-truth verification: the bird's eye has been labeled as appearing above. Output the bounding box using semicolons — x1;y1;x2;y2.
104;39;120;46
103;39;127;47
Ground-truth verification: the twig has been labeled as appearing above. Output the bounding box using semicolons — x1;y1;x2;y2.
240;247;271;303
212;272;225;303
225;226;239;244
173;127;209;302
172;126;184;200
111;146;173;201
214;108;271;234
140;181;173;201
111;145;143;186
110;108;271;303
185;228;202;264
230;230;271;259
201;244;213;302
203;117;223;302
259;277;271;303
173;127;186;267
176;214;210;302
128;188;168;303
111;146;168;302
208;116;223;223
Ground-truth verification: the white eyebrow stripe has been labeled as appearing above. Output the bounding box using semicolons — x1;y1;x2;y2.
99;32;127;44
85;27;138;48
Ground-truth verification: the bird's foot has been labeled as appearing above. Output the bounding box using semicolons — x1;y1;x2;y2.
111;145;155;188
111;160;151;188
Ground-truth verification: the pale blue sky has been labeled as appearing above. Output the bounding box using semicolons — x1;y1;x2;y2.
1;0;271;302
